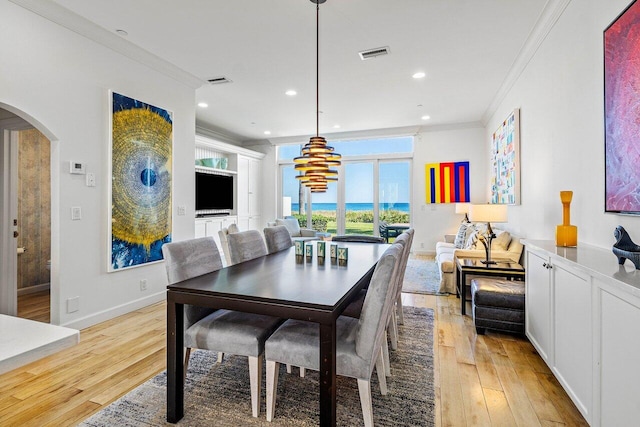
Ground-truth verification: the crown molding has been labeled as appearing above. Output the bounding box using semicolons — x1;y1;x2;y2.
9;0;206;89
481;0;573;125
195;124;244;145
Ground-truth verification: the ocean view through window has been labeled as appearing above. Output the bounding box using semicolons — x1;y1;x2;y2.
278;136;413;238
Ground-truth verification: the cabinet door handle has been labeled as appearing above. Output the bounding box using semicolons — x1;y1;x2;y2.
542;262;547;268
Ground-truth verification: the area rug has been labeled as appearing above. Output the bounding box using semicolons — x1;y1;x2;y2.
402;256;441;295
80;307;434;427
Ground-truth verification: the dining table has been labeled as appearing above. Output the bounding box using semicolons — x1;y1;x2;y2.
166;241;390;426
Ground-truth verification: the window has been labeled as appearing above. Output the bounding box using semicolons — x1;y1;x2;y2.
278;136;412;237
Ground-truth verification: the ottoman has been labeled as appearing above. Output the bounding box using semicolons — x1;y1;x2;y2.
471;278;525;335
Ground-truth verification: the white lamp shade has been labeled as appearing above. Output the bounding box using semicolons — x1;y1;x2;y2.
469;204;508;223
455;203;470;214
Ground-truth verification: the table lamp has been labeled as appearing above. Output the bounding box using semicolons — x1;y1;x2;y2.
469;204;508;264
455;203;471;223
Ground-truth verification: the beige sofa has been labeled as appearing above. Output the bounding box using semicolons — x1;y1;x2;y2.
435;228;524;294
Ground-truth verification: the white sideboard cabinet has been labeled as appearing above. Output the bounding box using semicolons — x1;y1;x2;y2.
524;240;640;426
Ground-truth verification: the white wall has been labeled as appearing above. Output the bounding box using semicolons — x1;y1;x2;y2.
411;125;487;254
486;0;640;249
1;1;196;328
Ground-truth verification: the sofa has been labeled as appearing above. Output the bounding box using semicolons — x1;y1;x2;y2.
435;224;524;294
266;217;318;241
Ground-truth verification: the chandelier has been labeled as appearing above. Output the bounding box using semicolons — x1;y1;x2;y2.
294;0;341;193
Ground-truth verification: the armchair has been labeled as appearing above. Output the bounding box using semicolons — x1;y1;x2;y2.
268;216;317;240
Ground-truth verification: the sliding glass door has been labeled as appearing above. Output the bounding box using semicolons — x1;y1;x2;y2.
344;162;374;235
278;137;412;238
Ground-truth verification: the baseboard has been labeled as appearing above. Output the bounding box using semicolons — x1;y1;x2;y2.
17;283;50;296
61;291;166;330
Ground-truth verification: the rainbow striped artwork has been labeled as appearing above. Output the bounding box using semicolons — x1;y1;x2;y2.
425;161;470;204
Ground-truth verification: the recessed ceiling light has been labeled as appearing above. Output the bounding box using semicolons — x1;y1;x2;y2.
115;29;128;36
197;102;208;108
264;131;271;135
421;115;431;120
412;72;426;79
333;124;341;129
285;90;297;96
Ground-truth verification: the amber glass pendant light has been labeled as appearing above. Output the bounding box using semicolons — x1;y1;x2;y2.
294;0;341;193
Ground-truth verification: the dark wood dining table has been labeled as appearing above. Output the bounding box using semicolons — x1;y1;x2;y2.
166;242;390;426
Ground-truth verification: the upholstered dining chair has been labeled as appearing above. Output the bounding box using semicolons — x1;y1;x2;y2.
218;222;240;266
386;232;412;351
341;231;412;378
227;229;268;264
263;225;294;254
394;228;415;326
161;237;282;418
331;235;385;243
264;243;403;426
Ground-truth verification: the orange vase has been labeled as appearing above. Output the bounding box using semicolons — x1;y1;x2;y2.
555;191;577;247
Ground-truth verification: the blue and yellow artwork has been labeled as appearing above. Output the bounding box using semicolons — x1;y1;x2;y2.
110;92;172;270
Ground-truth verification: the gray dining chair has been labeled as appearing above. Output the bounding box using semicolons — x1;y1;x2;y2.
386;232;412;351
263;225;294;254
264;243;403;426
394;228;414;326
161;237;282;418
227;229;268;264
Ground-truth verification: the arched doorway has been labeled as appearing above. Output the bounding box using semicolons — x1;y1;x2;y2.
0;103;58;323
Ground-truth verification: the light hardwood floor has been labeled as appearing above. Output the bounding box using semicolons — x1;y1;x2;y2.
17;290;50;323
0;294;587;426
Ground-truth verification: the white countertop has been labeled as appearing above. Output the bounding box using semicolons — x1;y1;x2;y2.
523;239;640;297
0;315;79;375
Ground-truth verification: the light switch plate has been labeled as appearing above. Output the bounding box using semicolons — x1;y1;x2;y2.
177;205;186;216
71;206;82;220
86;173;96;187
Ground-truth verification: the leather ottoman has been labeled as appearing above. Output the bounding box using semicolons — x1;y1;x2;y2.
471;278;525;335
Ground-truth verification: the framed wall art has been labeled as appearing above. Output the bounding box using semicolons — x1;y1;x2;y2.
490;108;520;205
425;161;470;204
604;0;640;215
109;92;173;271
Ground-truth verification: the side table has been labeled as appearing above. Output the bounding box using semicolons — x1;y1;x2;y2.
455;258;525;315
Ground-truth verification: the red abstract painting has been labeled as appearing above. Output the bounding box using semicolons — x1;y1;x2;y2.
605;0;640;213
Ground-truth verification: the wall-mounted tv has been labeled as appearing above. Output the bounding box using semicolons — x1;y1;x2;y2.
195;172;233;211
604;0;640;215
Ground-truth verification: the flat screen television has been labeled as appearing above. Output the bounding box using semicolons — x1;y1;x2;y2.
195;172;233;211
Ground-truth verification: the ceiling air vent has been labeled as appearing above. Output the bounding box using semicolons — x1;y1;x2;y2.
358;46;390;60
207;76;232;84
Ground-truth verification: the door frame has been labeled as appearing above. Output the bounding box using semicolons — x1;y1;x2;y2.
0;105;58;321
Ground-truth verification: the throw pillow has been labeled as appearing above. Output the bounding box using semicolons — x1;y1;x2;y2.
465;230;480;250
454;223;474;249
492;231;512;251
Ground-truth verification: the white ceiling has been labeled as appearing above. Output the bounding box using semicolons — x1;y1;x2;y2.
50;0;549;143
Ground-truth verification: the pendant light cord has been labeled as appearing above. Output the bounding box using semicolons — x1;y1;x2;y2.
316;3;320;138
